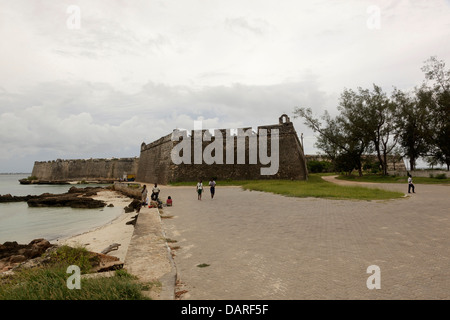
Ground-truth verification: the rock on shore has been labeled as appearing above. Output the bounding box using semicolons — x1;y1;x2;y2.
19;179;116;185
0;186;107;208
0;238;124;274
0;239;53;273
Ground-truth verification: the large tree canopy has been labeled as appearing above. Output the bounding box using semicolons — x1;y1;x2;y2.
420;56;450;170
294;56;450;173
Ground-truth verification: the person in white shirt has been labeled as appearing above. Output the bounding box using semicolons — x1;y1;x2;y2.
408;175;415;193
141;185;148;205
209;178;216;199
196;180;203;200
151;183;160;200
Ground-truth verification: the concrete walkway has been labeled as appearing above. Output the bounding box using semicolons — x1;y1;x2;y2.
160;179;450;299
123;206;176;300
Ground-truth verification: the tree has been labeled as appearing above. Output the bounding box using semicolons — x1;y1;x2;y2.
294;84;399;176
339;85;399;175
391;88;429;171
420;56;450;170
293;97;370;176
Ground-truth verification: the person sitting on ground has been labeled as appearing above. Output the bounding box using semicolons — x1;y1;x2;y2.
166;196;173;206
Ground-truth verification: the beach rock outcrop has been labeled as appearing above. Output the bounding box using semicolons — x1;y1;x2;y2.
0;187;107;208
19;179;116;185
0;194;40;202
89;252;123;273
27;194;106;208
124;199;142;213
19;179;70;185
0;239;53;273
0;240;123;274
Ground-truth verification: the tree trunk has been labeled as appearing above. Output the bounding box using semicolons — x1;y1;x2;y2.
383;152;388;176
357;158;363;177
409;157;415;171
374;139;386;175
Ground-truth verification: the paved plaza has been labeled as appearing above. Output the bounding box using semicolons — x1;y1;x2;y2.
160;178;449;299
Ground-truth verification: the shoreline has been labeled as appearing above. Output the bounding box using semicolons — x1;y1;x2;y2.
57;189;137;262
0;188;139;274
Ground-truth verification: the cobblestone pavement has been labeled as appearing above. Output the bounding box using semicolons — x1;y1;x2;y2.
160;179;450;299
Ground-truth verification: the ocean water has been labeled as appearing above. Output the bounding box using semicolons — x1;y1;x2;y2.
0;174;125;244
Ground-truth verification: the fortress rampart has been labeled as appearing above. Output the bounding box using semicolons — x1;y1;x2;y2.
136;115;308;184
29;115;308;184
31;157;139;181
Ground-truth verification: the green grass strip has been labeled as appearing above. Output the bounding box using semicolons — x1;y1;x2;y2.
170;174;404;200
336;174;450;185
0;246;151;300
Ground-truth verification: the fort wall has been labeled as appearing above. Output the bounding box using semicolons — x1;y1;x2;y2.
31;158;139;181
136;115;308;184
135;134;176;185
29;116;308;184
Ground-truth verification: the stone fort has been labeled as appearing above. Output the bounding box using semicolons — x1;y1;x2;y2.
137;114;308;184
30;115;308;184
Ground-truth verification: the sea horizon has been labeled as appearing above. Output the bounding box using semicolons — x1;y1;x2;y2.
0;174;124;244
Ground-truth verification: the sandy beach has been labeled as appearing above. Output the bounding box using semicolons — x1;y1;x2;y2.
59;189;137;262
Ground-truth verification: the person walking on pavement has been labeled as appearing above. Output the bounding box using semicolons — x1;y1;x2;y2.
209;178;216;199
408;175;415;194
196;180;203;200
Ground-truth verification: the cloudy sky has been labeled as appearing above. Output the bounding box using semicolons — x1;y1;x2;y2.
1;0;450;172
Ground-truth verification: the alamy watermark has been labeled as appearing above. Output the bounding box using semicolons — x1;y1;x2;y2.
170;121;280;175
66;5;81;30
367;5;381;30
366;265;381;289
66;265;81;289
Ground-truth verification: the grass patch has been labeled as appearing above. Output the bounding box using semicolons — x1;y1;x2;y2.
242;175;403;200
0;246;150;300
48;245;95;274
0;267;149;300
170;174;403;200
197;263;210;268
141;280;162;292
337;174;450;185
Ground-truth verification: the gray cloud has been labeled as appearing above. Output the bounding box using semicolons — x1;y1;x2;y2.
1;0;450;172
0;78;331;171
225;17;273;36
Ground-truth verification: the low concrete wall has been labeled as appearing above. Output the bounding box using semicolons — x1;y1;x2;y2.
113;182;142;199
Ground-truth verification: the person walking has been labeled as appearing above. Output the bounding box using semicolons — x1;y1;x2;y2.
408;175;415;193
196;180;203;200
209;178;216;199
